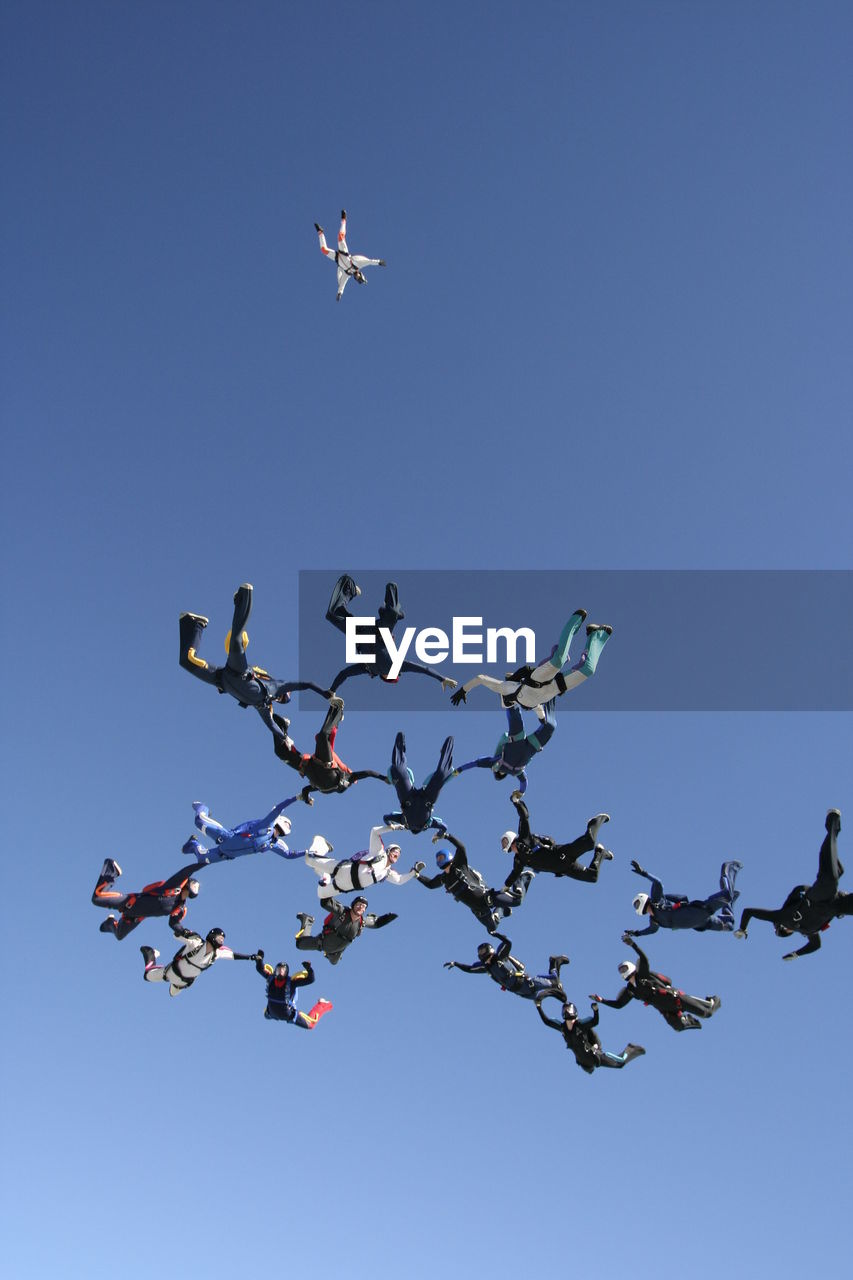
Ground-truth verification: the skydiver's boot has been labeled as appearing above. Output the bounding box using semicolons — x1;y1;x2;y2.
548;954;570;983
550;609;588;668
182;837;205;858
378;581;405;630
679;1015;703;1031
295;912;315;937
622;1044;646;1064
99;858;122;882
99;915;118;934
326;574;361;629
140;945;160;969
179;613;209;668
592;844;614;874
577;623;613;677
587;813;610;842
827;808;841;833
303;998;333;1028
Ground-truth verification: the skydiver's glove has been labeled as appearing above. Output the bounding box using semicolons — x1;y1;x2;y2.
413;861;426;874
443;961;455;969
431;831;446;844
374;913;397;929
341;209;346;219
450;688;467;706
510;790;523;803
630;860;647;877
378;259;387;267
301;787;313;804
301;961;314;975
590;1001;599;1012
277;690;292;704
589;993;602;1002
388;822;405;831
256;949;265;961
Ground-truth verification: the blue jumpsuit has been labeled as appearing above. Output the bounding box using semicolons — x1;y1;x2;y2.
455;699;558;794
626;860;742;936
181;797;308;865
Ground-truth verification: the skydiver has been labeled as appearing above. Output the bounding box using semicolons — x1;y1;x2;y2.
179;583;331;731
303;824;425;899
293;895;397;966
141;926;258;996
325;574;457;694
384;730;456;833
180;795;313;865
592;936;721;1032
451;611;612;710
444;933;568;1003
500;790;613;889
416;833;534;934
93;859;201;940
253;951;333;1029
625;858;743;937
534;991;646;1074
454;698;559;794
268;696;389;797
735;809;852;960
315;210;386;301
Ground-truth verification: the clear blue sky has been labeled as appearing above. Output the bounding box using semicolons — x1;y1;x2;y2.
2;3;851;1278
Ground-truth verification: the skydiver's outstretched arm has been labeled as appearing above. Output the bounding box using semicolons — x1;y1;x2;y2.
256;794;305;829
625;919;660;939
451;674;517;705
510;791;532;843
278;681;334;702
416;871;445;889
596;986;633;1010
440;833;468;869
445;959;487;975
363;912;397;930
783;934;822;960
630;861;664;899
492;933;513;963
348;769;391;785
735;903;792;936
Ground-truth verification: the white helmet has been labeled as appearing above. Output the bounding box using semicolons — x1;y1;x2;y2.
618;959;638;979
187;879;201;898
273;815;292;838
500;831;517;851
632;893;649;916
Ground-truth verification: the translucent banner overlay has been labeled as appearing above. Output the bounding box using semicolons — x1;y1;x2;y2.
297;571;853;711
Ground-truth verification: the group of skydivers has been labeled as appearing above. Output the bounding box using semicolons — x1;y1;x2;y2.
92;574;852;1071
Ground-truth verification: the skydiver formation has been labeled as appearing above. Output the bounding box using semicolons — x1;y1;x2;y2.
90;213;847;1071
93;570;848;1070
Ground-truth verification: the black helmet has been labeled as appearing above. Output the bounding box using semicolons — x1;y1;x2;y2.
206;927;226;946
477;942;495;961
352;896;368;909
563;1002;578;1020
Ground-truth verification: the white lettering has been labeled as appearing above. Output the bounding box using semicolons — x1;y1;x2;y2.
486;627;536;665
415;628;450;664
345;617;378;663
381;625;417;679
453;617;484;664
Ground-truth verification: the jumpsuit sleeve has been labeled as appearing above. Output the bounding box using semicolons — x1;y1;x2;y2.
599;987;633;1010
453;961;487;975
630;919;660;938
789;934;823;958
368;825;396;856
258;796;301;827
417;873;445;889
385;867;418;886
630;941;652;980
454;757;497;775
535;1002;563;1031
291;966;315;986
504;855;526;889
511;795;532;842
493;935;513;963
444;834;468;868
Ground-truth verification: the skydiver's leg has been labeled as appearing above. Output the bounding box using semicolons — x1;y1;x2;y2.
141;946;166;982
295;934;323;953
532;609;587;679
832;892;853;918
338;211;348;252
294;999;333;1029
505;706;525;740
325;574;361;634
598;1045;645;1068
113;915;142;940
527;700;557;752
390;732;415;801
316;225;333;257
350;255;384;269
314;699;344;765
422;737;455;805
376;582;405;632
811;810;843;902
92;860;131;911
179;613;220;685
225;584;253;674
192;803;231;842
679;993;721;1019
493;869;534;910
